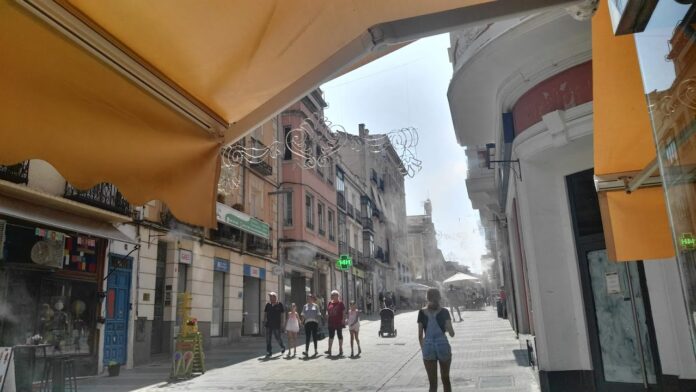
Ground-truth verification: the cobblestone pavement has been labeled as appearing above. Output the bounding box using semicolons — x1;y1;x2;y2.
78;308;539;392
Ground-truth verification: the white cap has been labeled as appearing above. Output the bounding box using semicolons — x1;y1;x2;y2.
269;292;277;297
331;290;339;296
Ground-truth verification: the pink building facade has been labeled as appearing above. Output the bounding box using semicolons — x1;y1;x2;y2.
280;90;339;312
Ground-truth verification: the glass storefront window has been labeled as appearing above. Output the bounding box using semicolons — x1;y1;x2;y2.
634;1;696;354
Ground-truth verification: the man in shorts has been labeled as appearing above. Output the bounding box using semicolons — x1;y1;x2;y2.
325;290;346;356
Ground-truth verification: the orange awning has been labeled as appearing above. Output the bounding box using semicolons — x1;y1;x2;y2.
1;0;575;227
592;3;674;261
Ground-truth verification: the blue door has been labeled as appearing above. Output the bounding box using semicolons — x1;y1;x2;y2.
103;255;132;365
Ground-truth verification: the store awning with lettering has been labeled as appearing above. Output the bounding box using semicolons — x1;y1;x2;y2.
1;1;575;228
216;203;270;240
592;3;674;262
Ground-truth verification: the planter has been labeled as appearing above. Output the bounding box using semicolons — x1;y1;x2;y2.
108;364;120;377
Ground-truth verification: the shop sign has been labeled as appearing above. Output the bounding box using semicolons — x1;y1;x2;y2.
352;267;365;279
213;258;230;273
216;202;270;239
179;249;193;265
336;254;352;271
243;264;266;280
605;272;622;295
680;233;696;251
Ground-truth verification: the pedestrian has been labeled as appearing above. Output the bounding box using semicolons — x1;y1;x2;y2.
447;286;462;322
325;289;346;357
346;300;361;357
285;303;300;358
418;288;455;392
301;293;321;357
263;292;285;357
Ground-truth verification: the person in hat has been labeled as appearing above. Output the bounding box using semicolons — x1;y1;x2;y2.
263;292;285;357
301;293;322;357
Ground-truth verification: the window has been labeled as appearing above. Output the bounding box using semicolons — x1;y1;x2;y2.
336;169;345;192
305;194;314;229
328;210;335;241
318;203;325;235
283;127;292;160
284;192;293;226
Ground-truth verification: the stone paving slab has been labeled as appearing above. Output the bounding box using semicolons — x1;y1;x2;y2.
77;308;539;392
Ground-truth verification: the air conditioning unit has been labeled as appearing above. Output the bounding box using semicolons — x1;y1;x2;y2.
0;220;6;260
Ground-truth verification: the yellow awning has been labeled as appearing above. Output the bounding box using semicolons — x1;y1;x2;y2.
592;3;674;261
2;0;574;227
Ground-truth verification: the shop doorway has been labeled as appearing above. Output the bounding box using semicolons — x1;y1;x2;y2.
242;276;261;336
103;254;132;366
151;241;166;354
568;169;662;391
290;275;307;311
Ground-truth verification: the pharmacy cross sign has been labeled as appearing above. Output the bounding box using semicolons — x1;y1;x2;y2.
680;233;696;251
336;255;352;271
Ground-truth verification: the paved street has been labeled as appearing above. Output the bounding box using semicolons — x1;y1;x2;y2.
78;308;538;392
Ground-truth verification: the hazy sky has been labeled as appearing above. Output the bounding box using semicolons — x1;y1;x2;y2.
322;34;488;273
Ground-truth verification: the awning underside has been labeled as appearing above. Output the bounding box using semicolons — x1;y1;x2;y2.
2;0;577;228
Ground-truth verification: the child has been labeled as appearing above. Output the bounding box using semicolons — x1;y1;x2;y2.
285;303;300;357
346;301;361;357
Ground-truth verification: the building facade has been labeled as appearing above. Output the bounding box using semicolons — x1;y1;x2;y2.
450;5;696;391
407;200;446;284
280;90;339;315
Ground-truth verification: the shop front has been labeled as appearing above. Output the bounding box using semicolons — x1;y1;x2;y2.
0;202;133;382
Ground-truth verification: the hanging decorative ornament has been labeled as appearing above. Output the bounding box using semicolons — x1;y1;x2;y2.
216;112;423;195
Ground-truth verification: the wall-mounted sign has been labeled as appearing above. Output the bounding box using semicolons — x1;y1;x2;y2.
336;254;352;271
179;249;193;265
243;264;266;280
680;233;696;251
213;258;230;273
352;267;365;279
605;272;622;295
216;202;270;239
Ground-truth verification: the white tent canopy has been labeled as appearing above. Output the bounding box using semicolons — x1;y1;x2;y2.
443;272;480;284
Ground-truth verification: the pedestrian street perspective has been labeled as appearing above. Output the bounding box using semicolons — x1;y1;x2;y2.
3;1;696;392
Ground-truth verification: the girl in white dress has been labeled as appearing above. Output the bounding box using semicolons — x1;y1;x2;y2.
285;303;300;357
346;301;361;357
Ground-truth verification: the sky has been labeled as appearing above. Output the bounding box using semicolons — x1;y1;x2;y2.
321;34;488;273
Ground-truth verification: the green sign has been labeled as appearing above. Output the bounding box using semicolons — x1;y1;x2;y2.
216;202;270;239
336;254;352;271
680;233;696;251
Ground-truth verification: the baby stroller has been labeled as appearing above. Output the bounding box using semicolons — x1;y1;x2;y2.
379;307;397;337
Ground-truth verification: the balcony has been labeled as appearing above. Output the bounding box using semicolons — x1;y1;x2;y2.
64;183;131;216
376;247;385;262
362;217;374;232
250;160;273;176
319;228;326;236
346;203;355;218
246;235;273;256
247;139;273;176
210;223;243;248
337;192;346;210
0;161;29;184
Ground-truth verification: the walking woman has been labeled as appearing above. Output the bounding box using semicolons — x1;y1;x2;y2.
285;303;300;357
346;300;361;357
301;293;321;357
418;288;455;392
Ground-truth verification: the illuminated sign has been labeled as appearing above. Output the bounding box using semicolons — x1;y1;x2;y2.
680;233;696;251
336;255;352;271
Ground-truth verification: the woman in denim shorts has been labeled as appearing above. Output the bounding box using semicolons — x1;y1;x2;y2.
418;288;455;392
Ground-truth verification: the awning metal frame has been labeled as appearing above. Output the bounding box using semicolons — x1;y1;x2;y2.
594;158;662;193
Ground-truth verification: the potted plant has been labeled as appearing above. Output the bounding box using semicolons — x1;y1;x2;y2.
107;360;120;377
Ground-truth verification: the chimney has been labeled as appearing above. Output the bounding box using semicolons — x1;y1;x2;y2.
359;123;368;138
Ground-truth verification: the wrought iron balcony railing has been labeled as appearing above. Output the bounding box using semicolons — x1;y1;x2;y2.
64;182;131;216
361;217;374;231
337;192;346;210
247;138;273;176
0;161;29;184
346;203;354;218
246;235;272;256
210;223;243;249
